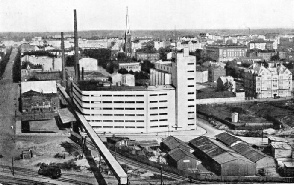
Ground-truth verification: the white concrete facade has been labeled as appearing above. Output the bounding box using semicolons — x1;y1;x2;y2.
172;48;197;130
72;83;176;134
150;68;172;86
79;58;98;71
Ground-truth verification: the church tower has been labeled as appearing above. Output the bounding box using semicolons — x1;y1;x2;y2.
124;7;132;57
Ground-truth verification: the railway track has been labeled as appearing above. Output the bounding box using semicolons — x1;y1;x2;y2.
85;140;198;184
0;165;94;185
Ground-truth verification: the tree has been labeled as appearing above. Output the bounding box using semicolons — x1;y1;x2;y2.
223;80;233;91
158;47;167;60
106;61;119;74
65;55;75;67
270;54;280;61
117;52;127;60
83;48;111;68
141;60;154;73
118;68;128;74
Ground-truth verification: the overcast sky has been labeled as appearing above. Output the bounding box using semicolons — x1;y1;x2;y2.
1;0;294;32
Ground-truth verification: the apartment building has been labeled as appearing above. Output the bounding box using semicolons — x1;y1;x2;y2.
172;48;197;130
118;62;141;72
248;41;277;50
72;81;176;133
206;45;247;62
244;63;292;98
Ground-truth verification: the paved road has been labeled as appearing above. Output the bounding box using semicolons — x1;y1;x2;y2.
0;48;18;165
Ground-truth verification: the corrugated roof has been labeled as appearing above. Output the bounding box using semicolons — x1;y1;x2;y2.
190;136;252;164
189;136;227;158
162;136;192;152
168;148;198;162
231;142;266;162
215;132;242;146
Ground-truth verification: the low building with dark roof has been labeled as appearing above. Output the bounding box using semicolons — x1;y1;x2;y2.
189;136;256;176
216;132;276;170
167;148;200;171
215;132;242;146
161;136;194;153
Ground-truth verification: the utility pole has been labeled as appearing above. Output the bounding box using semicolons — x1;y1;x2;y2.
160;165;163;185
12;157;14;176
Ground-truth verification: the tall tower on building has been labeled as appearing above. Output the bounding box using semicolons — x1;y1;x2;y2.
124;7;132;57
172;48;197;130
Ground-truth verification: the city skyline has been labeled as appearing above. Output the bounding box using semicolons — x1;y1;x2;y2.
1;0;294;32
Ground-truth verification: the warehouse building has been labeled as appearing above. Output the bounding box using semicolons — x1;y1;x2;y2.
216;132;276;170
189;136;256;176
161;136;194;153
167;148;200;171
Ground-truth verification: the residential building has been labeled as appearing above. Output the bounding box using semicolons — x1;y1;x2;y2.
136;52;160;61
196;66;208;83
79;58;98;71
72;81;176;133
217;76;236;92
122;74;135;86
118;61;141;72
172;48;197;130
208;65;226;82
206;45;247;62
21;81;59;121
257;51;276;61
21;55;62;71
177;41;202;52
244;63;292;98
189;136;256;176
81;71;109;81
249;41;277;50
154;60;172;73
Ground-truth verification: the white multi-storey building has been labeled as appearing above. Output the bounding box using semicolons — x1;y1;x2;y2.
244;63;292;98
172;48;197;130
72;81;176;133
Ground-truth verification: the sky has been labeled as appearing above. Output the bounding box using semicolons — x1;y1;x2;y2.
1;0;294;32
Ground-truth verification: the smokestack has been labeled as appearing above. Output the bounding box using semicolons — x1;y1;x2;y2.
82;67;84;80
77;64;80;81
74;9;80;81
61;32;66;83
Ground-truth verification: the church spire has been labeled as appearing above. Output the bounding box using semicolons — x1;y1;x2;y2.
124;6;132;56
126;6;131;35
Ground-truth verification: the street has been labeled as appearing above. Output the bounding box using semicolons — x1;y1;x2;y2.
0;47;19;165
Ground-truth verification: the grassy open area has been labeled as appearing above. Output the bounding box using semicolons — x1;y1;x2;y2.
197;100;294;128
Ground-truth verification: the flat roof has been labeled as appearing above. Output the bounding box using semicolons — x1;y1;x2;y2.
76;81;175;91
58;108;76;124
271;142;292;150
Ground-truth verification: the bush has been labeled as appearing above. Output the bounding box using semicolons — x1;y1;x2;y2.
50;159;80;170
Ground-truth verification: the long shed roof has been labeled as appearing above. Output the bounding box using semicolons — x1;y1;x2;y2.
168;148;198;162
189;136;252;164
215;132;242;146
